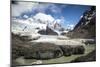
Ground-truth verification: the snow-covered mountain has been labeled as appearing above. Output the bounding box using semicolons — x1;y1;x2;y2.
12;12;64;35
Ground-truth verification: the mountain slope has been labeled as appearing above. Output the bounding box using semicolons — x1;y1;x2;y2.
67;6;96;39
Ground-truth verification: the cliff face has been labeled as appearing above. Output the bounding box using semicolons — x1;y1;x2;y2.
67;6;96;39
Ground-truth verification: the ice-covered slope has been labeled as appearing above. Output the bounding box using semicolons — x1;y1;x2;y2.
12;15;63;35
12;17;47;34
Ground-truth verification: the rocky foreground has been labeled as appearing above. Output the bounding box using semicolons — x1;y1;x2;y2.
12;32;95;66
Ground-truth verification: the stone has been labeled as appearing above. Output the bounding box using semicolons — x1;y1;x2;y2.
59;45;73;56
72;45;85;55
24;42;63;59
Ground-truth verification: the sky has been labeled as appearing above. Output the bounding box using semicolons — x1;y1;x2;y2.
12;1;91;29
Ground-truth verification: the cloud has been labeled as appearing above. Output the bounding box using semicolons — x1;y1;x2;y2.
33;12;55;23
67;24;75;30
12;2;39;16
48;4;62;14
23;15;29;19
12;2;64;17
12;2;67;30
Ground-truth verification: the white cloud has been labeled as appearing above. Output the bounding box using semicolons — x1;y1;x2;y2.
56;19;61;23
23;15;29;18
33;12;55;23
67;24;75;30
12;2;38;16
48;4;62;14
12;2;64;17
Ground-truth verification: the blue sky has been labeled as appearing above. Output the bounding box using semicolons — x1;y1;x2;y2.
43;4;91;28
12;2;91;29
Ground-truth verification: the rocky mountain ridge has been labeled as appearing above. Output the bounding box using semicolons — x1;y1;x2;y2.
67;6;96;39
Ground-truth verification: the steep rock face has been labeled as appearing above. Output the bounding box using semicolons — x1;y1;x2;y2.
38;25;58;35
38;29;46;35
67;6;96;39
46;25;58;35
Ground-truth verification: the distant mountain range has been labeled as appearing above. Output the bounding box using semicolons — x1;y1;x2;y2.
12;13;69;35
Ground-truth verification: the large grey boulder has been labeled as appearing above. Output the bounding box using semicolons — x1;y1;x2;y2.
71;45;85;55
59;45;85;56
59;45;73;56
24;42;63;59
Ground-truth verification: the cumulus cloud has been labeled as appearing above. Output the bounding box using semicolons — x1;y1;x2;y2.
12;2;64;17
33;12;55;23
12;2;38;16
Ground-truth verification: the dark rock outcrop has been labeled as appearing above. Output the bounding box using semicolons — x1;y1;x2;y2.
72;45;85;55
67;6;96;39
59;45;73;56
59;45;85;56
38;29;46;35
46;25;58;35
38;26;58;35
24;42;63;59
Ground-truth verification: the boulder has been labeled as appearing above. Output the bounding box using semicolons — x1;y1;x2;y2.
59;45;85;56
59;45;73;56
24;42;63;59
71;45;85;55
